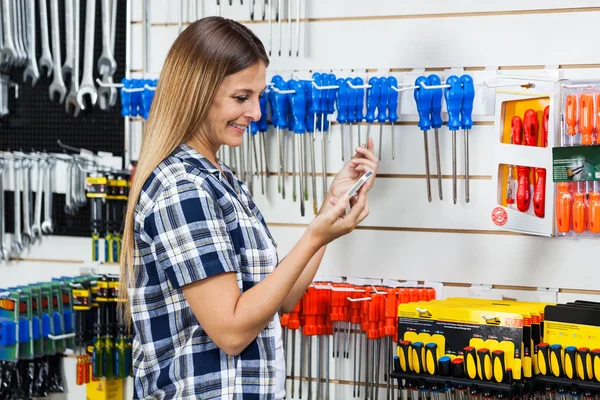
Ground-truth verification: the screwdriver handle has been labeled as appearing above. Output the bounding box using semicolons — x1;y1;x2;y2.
439;355;451;377
353;77;365;123
517;166;531;212
460;75;475;130
425;342;438;375
414;76;432;131
573;191;588;234
257;91;269;132
511;116;523;145
399;340;412;372
388;76;399;123
347;77;358;124
289;80;307;134
327;74;337;114
566;94;578;136
477;348;492;381
550;344;564;377
543;106;549;147
335;78;348;124
310;72;322;115
272;76;289;129
537;343;550;376
412;342;425;374
579;94;594;145
523;109;539;146
492;350;506;383
589;192;600;233
591;348;600;382
463;346;478;380
444;76;463;131
428;74;443;129
452;358;465;379
556;183;573;233
377;77;390;124
365;77;380;123
533;168;546;218
577;347;592;380
564;346;577;380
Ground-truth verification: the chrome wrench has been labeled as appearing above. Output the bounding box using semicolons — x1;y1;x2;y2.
77;0;98;106
11;159;23;257
23;0;40;85
0;161;8;261
66;0;83;115
98;0;117;110
38;0;53;75
48;0;66;102
21;158;33;247
41;159;54;234
31;157;44;242
97;0;116;76
13;0;26;66
62;0;74;82
2;0;18;66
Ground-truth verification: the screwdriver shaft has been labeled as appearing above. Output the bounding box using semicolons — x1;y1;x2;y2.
423;130;432;202
299;332;303;399
263;131;270;176
247;134;254;195
340;124;345;162
308;336;312;399
277;0;282;56
239;140;245;184
434;128;442;200
287;0;291;56
358;124;362;146
291;330;296;397
452;130;457;204
365;337;370;399
326;335;330;400
392;123;395;160
298;134;305;216
267;0;272;55
303;134;308;202
295;0;300;56
316;336;321;400
378;124;383;160
258;133;265;195
358;333;363;398
464;129;470;203
344;321;351;358
311;120;318;214
371;340;376;399
277;127;282;195
292;133;297;202
349;123;354;160
321;116;328;198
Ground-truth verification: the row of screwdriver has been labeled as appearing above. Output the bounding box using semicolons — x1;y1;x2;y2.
506;107;549;218
279;284;435;399
556;181;600;234
564;93;600;146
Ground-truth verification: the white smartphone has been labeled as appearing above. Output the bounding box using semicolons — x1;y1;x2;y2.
347;170;374;198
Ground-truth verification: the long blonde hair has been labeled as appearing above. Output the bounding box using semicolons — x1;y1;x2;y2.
119;17;269;321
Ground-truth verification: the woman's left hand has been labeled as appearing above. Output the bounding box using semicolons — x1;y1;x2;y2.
324;137;378;208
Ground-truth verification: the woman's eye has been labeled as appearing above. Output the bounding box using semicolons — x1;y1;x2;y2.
235;96;249;102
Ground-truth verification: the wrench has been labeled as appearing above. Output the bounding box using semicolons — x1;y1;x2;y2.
12;0;25;66
0;161;8;261
98;0;117;110
23;0;39;85
62;0;74;82
11;159;23;257
41;159;54;234
38;0;53;75
66;0;83;115
97;0;115;75
48;0;66;102
31;157;44;242
2;0;18;66
21;158;33;247
77;0;98;106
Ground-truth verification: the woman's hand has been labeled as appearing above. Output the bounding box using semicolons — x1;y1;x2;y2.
324;137;378;210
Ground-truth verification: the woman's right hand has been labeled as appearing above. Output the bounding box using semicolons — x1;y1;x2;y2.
306;184;370;247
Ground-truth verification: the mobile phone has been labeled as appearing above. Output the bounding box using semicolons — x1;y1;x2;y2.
347;170;374;198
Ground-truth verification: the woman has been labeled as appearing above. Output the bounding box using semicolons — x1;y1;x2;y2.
119;16;378;399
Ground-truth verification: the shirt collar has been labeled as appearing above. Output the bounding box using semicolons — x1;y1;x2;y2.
173;143;232;176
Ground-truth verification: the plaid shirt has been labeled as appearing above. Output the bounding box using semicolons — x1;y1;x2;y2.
130;143;280;399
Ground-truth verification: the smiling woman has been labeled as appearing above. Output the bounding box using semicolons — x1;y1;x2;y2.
119;16;378;400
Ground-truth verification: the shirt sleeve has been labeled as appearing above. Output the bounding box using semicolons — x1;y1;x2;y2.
144;179;237;289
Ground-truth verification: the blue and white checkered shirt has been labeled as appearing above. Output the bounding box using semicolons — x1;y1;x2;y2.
130;143;280;399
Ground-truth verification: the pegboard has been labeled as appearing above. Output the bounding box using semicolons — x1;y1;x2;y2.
1;0;127;239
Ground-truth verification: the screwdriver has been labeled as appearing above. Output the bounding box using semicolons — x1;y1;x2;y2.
429;74;443;200
460;75;474;203
543;106;549;147
346;77;357;157
591;349;600;382
336;78;349;162
322;73;336;196
365;77;381;144
564;346;577;379
445;76;463;204
377;77;390;160
523;109;538;147
414;76;433;202
477;348;492;381
550;344;564;377
492;350;505;383
590;188;600;233
573;183;588;233
577;347;592;381
533;168;546;218
353;77;365;146
277;0;282;56
272;76;287;198
258;92;269;192
387;77;399;160
463;346;478;379
309;73;322;215
556;183;573;233
565;94;577;146
425;342;438;375
289;79;306;216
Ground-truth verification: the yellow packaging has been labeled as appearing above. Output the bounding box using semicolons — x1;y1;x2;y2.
86;378;124;400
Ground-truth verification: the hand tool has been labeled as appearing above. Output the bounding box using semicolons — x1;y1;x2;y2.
267;0;272;56
23;0;39;85
1;0;17;67
491;350;505;383
563;346;577;379
428;75;443;199
463;346;478;379
309;73;321;215
565;94;577;146
277;0;282;56
287;0;292;56
365;77;380;144
414;76;433;203
290;79;306;216
346;77;357;157
517;166;531;213
550;344;564;377
555;183;572;233
272;76;287;198
377;77;390;160
444;76;463;204
590;188;600;233
353;77;365;146
78;0;98;107
98;0;119;110
336;78;348;162
425;342;438;375
21;158;33;248
321;74;335;196
66;0;83;116
0;161;8;262
591;349;600;382
573;183;587;233
288;301;301;398
477;348;492;381
533;168;546;218
523;109;538;147
41;159;55;234
295;0;300;56
48;0;67;103
13;0;26;66
11;158;24;256
62;0;75;82
577;347;592;381
460;75;474;203
507;116;522;206
387;77;399;160
543;106;549;147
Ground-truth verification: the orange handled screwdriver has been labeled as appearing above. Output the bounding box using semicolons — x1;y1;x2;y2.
573;185;588;234
511;116;523;145
533;168;546;218
556;183;573;233
517;166;531;212
565;94;578;145
579;94;595;145
589;189;600;233
543;106;549;147
523;109;539;147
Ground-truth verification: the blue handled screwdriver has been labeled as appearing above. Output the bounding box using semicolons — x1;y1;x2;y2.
428;74;444;200
346;77;357;158
310;73;322;214
444;75;464;204
323;73;336;195
336;78;349;161
257;91;269;195
461;75;475;203
290;79;306;215
271;76;286;197
377;77;390;160
414;76;433;202
303;80;312;202
387;77;399;160
353;77;365;146
365;77;381;144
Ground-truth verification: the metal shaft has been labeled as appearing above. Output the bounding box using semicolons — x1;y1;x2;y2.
378;124;383;160
464;129;470;203
374;339;381;400
295;0;299;56
423;130;432;202
434;128;442;200
298;133;305;216
344;321;351;358
452;130;457;204
391;123;395;160
303;133;308;201
308;336;312;399
358;124;362;146
299;331;303;399
258;132;265;195
277;0;281;56
291;330;296;397
287;0;291;56
365;337;370;399
340;124;345;162
277;127;282;195
310;119;317;214
349;123;354;160
292;132;297;203
326;335;330;400
267;0;272;55
321;116;328;198
316;336;321;400
353;325;358;397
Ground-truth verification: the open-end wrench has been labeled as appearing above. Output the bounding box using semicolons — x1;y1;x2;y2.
2;0;18;67
23;0;39;85
97;0;116;76
77;0;98;107
21;158;33;248
62;0;74;82
0;161;8;261
11;159;23;257
31;157;44;242
98;0;117;110
13;0;26;66
20;0;29;65
41;159;55;234
38;0;53;75
48;0;66;103
66;0;83;116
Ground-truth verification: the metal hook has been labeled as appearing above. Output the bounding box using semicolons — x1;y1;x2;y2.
419;81;451;90
311;81;339;90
